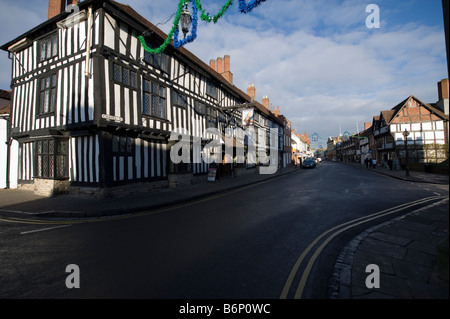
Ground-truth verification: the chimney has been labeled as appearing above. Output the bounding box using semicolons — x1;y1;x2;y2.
209;59;216;71
221;55;233;84
247;83;256;101
436;78;449;115
48;0;79;20
262;95;269;109
364;122;371;130
272;106;280;116
216;57;223;74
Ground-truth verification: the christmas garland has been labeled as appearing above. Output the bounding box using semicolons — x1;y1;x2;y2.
137;0;267;54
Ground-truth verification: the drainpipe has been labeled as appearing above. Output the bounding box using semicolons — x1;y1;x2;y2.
85;6;93;77
1;114;11;189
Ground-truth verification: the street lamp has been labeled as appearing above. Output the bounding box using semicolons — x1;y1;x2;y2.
179;3;192;38
403;129;410;177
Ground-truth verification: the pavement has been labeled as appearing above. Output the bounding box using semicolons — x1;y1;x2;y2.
329;162;449;299
0;161;448;299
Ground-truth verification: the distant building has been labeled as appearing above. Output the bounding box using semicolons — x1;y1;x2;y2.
360;79;449;172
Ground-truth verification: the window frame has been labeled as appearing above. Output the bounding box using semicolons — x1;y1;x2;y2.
171;90;188;109
34;138;69;180
39;33;59;62
112;135;134;155
142;78;167;120
112;62;138;90
205;78;217;100
143;40;170;74
37;72;58;117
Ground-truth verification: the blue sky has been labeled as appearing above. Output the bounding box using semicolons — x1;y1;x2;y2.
0;0;447;144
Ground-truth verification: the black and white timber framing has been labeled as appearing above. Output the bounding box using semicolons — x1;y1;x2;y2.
1;0;284;192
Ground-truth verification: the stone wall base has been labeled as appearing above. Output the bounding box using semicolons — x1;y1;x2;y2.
69;180;169;199
34;178;70;197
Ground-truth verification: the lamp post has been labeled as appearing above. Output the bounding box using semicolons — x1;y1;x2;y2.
179;2;192;38
403;129;410;177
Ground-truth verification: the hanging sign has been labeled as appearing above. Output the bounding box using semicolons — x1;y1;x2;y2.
242;108;254;126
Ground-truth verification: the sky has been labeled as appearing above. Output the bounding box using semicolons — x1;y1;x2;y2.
0;0;448;147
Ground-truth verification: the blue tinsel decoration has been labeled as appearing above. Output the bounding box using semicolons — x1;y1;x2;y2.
173;0;199;49
238;0;267;14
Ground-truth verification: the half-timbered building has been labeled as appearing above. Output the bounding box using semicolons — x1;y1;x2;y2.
373;95;449;170
1;0;284;196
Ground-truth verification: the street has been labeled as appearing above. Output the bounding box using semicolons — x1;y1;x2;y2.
0;161;448;299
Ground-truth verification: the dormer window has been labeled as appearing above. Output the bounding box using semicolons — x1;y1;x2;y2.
39;33;58;62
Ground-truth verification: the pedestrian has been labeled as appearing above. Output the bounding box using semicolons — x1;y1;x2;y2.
388;158;393;171
365;157;369;168
372;158;377;169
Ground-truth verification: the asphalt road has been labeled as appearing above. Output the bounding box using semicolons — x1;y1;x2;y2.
0;161;448;299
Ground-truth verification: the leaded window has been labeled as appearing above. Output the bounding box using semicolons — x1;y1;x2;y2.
38;73;58;115
39;33;58;62
206;79;217;100
143;41;169;74
35;139;68;179
171;90;187;108
112;135;133;154
113;63;138;89
142;79;166;119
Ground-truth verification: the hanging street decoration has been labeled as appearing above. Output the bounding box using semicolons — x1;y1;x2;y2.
138;0;268;54
311;133;320;142
342;131;351;141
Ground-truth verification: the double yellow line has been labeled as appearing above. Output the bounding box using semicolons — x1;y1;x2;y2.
280;195;447;299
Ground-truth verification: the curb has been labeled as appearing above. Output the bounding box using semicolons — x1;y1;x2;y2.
339;162;449;185
34;168;301;219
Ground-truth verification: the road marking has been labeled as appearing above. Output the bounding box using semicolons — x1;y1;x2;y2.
280;195;445;299
20;224;72;235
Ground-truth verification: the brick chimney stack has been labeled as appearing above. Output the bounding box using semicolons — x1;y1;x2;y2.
48;0;79;20
438;78;449;100
216;57;223;74
221;55;233;84
437;78;449;115
247;83;255;101
209;55;234;84
272;106;280;116
262;95;269;109
364;122;371;130
209;59;216;71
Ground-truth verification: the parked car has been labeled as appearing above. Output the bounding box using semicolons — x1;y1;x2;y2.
302;157;316;168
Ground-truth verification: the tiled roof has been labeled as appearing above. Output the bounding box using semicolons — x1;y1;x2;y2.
0;105;10;115
380;110;395;123
0;89;11;100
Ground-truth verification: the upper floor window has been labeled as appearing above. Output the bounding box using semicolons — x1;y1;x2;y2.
194;100;206;115
143;79;166;119
38;73;58;115
39;33;58;62
206;79;217;100
113;63;138;89
172;90;187;108
143;41;170;74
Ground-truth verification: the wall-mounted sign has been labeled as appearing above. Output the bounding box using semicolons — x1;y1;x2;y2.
102;114;123;123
